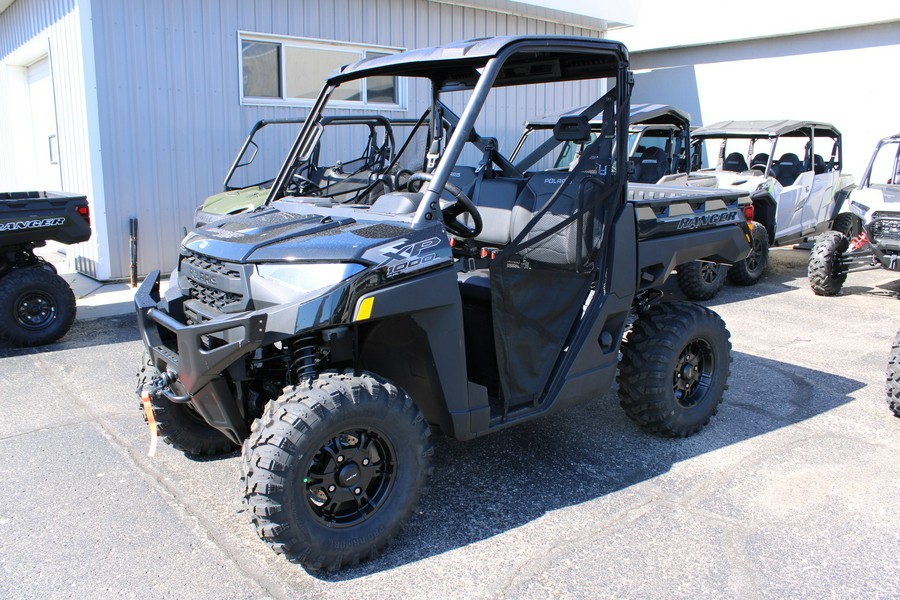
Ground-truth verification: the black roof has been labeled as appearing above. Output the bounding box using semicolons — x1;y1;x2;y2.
329;35;628;90
525;103;690;128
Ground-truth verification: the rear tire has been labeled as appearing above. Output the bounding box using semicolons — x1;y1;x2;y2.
887;329;900;419
808;230;849;296
0;267;76;346
618;302;732;437
676;261;728;300
727;222;769;286
241;371;432;571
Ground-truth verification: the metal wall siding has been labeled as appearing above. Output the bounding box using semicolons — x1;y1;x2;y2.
88;0;603;279
0;0;106;277
0;0;76;59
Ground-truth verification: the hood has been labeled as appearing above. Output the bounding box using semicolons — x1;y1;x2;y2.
877;184;900;205
183;206;425;264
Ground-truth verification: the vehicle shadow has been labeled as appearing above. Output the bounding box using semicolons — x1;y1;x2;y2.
841;277;900;300
319;350;863;580
0;313;140;359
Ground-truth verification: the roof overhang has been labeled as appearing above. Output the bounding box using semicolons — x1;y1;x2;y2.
426;0;636;32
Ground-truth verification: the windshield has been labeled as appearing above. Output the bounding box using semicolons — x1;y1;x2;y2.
269;44;626;211
866;139;900;186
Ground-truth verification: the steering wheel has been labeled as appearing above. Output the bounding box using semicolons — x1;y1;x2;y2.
289;172;323;195
407;172;483;238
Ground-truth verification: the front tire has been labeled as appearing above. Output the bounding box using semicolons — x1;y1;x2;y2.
241;371;432;571
0;267;76;346
676;261;728;300
618;302;732;437
831;213;859;238
887;329;900;419
137;361;238;456
727;222;769;286
808;230;849;296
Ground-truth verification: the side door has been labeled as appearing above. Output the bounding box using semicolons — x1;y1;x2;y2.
772;129;814;244
800;128;841;236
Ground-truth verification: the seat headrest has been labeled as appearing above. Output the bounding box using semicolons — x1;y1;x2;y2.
553;115;592;142
723;152;748;172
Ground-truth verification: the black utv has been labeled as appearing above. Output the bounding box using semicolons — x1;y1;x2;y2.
135;36;752;570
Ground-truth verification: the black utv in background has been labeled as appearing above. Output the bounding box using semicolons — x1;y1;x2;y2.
135;36;752;571
0;191;91;346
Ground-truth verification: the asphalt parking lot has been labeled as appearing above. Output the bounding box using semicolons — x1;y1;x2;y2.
1;247;898;599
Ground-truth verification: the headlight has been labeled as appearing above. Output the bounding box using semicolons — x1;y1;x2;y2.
256;263;365;293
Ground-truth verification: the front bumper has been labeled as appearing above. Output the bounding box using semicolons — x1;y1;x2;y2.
135;270;267;442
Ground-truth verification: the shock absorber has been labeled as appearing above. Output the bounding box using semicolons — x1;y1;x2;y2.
292;335;319;382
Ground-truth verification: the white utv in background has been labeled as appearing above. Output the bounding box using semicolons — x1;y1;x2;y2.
664;120;855;291
809;132;900;296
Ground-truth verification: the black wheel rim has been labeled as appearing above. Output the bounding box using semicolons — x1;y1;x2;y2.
302;428;396;527
700;263;720;284
14;290;57;329
673;338;715;408
745;235;764;272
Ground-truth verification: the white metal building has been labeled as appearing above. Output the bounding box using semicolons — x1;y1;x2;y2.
616;1;900;177
0;0;634;281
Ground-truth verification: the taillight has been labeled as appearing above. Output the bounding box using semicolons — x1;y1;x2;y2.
76;205;90;227
742;204;755;223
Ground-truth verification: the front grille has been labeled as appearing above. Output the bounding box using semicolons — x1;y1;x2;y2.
188;284;242;311
182;251;241;278
870;213;900;244
181;251;244;321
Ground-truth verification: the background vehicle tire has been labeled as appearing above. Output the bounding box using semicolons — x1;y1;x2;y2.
727;222;769;286
241;371;432;571
0;267;76;347
887;329;900;419
676;261;728;300
136;361;238;456
808;230;849;296
617;302;732;437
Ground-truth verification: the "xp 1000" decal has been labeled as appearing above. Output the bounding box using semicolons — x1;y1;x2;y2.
0;217;66;232
370;236;451;277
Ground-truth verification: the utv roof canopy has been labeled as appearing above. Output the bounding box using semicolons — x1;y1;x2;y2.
329;35;628;90
525;103;690;129
694;120;840;138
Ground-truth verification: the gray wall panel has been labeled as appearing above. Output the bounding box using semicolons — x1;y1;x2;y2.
89;0;604;278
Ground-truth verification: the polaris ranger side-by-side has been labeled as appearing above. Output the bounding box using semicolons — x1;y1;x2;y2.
1;191;91;346
135;36;752;570
194;115;405;227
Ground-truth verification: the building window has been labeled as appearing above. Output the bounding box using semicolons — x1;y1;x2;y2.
239;33;404;109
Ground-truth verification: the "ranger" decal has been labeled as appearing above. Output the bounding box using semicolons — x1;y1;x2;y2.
0;217;66;232
676;211;739;230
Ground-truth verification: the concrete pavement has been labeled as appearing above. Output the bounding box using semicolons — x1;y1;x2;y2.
1;247;898;598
